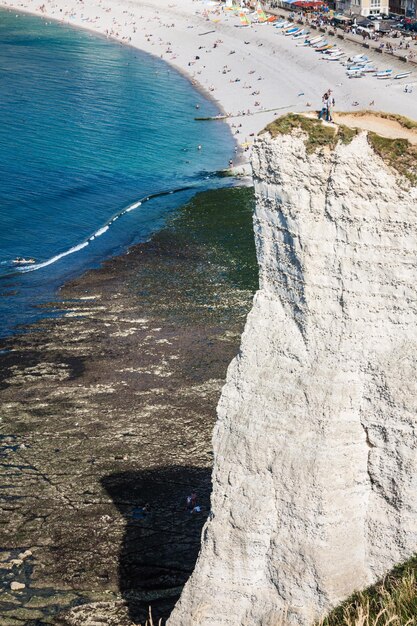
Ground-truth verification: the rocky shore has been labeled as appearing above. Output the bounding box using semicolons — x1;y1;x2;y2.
0;187;257;625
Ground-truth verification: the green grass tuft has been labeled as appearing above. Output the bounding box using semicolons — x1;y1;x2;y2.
367;132;417;185
337;124;359;145
320;555;417;626
263;114;338;153
262;114;358;154
263;113;416;184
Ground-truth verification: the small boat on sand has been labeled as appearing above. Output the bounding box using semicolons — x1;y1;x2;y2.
285;27;302;36
346;67;365;76
347;54;369;64
307;35;323;45
323;52;344;60
376;69;393;79
315;43;334;51
394;71;411;80
322;48;342;55
293;29;308;39
283;26;299;34
311;38;326;48
361;64;378;73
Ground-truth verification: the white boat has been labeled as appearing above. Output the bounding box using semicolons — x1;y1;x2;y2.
293;30;308;39
311;37;326;46
307;35;323;45
322;47;341;54
394;71;412;80
346;67;365;76
345;61;368;70
324;53;345;60
312;40;330;49
348;54;369;63
315;43;335;52
361;64;378;73
348;71;364;78
274;20;289;28
376;69;393;79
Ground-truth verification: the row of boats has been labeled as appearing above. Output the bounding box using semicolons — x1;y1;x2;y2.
273;19;412;81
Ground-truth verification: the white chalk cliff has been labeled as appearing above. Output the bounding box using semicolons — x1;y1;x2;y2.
169;119;417;625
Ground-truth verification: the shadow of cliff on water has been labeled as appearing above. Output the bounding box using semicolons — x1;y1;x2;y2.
101;466;211;624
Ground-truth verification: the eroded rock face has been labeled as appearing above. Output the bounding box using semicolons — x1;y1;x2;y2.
169;130;417;625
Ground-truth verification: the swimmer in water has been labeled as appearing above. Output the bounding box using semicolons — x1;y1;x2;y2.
13;257;36;265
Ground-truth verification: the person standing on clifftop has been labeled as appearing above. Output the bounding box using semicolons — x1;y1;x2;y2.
319;90;329;120
319;89;335;123
327;90;335;123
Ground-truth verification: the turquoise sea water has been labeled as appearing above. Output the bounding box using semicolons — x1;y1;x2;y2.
0;10;233;336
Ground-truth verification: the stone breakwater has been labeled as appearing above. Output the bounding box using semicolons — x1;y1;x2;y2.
169;119;417;625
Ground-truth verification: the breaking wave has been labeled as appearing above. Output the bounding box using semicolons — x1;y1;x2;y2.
16;185;193;274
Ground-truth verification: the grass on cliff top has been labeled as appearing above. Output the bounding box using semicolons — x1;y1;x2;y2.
262;113;358;153
263;113;417;184
337;110;417;131
319;554;417;626
367;132;417;185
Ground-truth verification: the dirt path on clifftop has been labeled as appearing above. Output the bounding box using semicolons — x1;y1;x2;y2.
333;112;417;144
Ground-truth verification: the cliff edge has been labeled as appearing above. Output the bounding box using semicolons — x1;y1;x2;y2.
169;114;417;625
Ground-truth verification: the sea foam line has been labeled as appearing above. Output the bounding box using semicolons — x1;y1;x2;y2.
18;185;194;273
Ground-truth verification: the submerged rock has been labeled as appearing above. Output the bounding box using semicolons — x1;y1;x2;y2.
10;582;25;591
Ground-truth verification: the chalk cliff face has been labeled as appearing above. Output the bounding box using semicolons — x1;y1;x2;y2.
169;125;417;625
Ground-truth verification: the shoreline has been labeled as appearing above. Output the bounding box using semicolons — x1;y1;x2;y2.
0;186;258;625
1;0;416;155
0;0;253;165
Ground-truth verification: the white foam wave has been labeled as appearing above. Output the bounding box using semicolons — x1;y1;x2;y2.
20;241;89;272
15;185;194;275
90;224;109;239
18;197;145;273
126;200;142;213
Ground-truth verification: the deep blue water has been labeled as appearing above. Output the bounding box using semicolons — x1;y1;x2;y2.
0;10;233;336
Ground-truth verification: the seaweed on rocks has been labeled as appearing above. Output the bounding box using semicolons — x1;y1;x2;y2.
0;187;257;625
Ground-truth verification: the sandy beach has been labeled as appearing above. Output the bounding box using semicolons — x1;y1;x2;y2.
1;0;416;162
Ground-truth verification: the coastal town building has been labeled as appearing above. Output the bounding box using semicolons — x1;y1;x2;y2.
335;0;389;16
389;0;416;15
335;0;416;16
